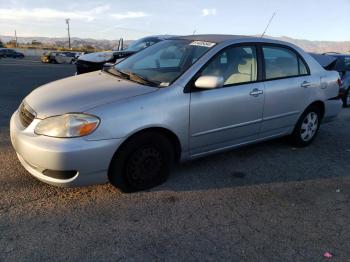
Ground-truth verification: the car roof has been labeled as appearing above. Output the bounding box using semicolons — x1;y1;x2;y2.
328;54;350;57
173;34;253;43
143;35;177;40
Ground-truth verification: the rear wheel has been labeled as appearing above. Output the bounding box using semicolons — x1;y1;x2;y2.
109;132;174;193
290;106;321;147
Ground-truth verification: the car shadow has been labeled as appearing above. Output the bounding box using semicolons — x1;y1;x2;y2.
1;121;349;196
153;131;350;193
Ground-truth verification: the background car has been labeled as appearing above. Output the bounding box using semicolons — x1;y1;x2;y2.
41;51;61;63
55;52;82;64
0;48;24;58
311;52;350;107
324;53;350;107
75;35;175;74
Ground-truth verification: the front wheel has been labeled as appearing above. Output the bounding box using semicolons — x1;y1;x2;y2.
290;106;321;147
109;132;174;193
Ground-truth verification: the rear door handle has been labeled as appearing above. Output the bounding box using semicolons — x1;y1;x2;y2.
249;88;263;97
301;81;312;88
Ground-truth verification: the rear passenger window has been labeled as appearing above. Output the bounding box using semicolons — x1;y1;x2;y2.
263;46;308;80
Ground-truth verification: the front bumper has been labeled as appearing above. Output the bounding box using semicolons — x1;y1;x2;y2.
10;110;122;187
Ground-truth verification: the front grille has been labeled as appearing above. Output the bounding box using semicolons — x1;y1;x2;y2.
19;102;36;128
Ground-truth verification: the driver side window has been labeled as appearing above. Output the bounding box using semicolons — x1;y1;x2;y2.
201;45;257;86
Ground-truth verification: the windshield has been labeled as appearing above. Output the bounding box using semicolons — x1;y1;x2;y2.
113;39;215;87
125;37;160;52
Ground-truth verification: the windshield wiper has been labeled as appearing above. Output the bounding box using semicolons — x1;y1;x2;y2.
104;67;129;79
126;71;159;87
104;67;159;87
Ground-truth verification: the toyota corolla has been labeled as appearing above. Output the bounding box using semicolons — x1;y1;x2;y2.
10;35;342;192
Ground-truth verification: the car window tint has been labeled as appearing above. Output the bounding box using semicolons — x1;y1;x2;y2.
263;46;299;79
201;46;257;86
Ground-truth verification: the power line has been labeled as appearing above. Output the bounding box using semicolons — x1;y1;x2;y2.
14;30;18;47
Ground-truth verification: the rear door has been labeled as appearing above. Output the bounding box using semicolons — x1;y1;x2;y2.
189;45;265;156
259;45;316;138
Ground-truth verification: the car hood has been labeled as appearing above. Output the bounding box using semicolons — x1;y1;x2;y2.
25;71;158;118
78;51;114;63
78;50;136;63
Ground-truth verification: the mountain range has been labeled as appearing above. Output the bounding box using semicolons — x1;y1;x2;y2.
0;35;349;53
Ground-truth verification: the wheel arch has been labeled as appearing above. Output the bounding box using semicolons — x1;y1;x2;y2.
109;126;182;168
305;100;325;119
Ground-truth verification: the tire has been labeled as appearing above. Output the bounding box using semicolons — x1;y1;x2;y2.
109;132;174;193
342;88;350;108
290;106;321;147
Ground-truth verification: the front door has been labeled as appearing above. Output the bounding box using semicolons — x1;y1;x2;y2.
189;45;264;156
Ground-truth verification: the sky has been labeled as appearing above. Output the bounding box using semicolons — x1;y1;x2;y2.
0;0;349;41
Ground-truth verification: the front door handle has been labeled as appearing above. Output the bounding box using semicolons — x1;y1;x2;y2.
301;81;312;88
249;88;263;97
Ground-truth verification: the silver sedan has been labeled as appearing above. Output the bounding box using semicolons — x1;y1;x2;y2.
10;35;342;192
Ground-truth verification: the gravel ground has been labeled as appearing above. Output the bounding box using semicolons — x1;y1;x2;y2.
0;58;349;261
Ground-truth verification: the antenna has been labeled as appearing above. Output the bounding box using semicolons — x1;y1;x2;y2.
261;12;276;38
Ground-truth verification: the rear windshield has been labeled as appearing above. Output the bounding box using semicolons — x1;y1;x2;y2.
334;56;350;72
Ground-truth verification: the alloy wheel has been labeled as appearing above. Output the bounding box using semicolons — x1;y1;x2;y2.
300;112;318;142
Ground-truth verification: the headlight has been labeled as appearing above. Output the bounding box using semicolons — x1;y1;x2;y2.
34;114;100;138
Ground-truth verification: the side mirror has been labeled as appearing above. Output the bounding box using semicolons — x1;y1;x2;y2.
194;76;224;89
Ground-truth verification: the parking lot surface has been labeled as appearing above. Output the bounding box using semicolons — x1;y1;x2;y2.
0;58;349;261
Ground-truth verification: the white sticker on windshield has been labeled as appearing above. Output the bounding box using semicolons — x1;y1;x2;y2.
190;41;216;48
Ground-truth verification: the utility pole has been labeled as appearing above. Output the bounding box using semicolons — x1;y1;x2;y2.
65;18;71;49
14;30;18;47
